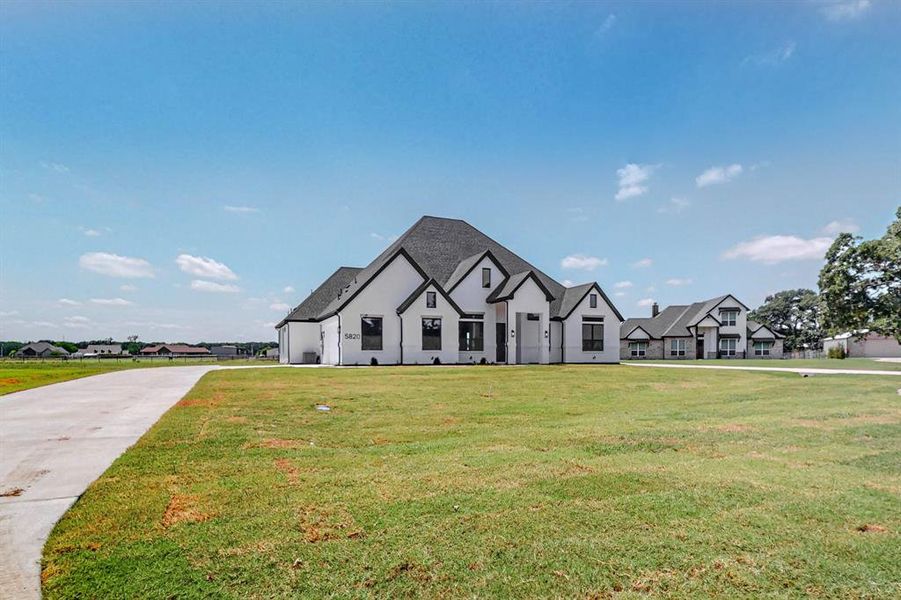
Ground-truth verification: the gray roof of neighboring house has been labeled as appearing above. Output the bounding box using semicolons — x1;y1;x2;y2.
276;266;363;327
279;216;624;325
85;344;123;353
16;341;70;355
621;295;782;339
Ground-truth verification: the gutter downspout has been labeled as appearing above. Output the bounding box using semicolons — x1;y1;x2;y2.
505;300;510;365
561;318;565;364
399;312;404;365
337;313;342;366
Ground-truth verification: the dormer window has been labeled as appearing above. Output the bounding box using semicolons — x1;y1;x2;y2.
589;293;597;309
426;291;436;309
482;267;491;288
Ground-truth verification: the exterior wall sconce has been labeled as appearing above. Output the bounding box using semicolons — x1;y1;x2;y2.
544;330;549;338
510;330;515;338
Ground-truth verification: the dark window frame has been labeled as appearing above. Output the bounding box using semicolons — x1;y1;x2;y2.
422;317;442;351
720;310;738;327
426;291;436;309
629;341;647;357
458;321;484;351
669;338;686;356
589;293;597;309
481;267;491;288
582;323;604;352
361;316;383;351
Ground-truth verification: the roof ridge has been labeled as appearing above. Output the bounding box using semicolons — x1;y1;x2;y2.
661;304;695;337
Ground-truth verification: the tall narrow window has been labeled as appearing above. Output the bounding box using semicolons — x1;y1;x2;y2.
589;293;597;308
458;321;484;351
361;317;383;351
426;291;436;308
582;323;604;351
482;267;491;288
422;318;442;350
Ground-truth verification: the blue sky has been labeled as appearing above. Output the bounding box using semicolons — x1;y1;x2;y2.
1;1;899;342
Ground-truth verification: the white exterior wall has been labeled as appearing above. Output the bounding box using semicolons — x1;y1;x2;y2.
450;256;503;364
281;322;320;364
505;278;550;365
549;320;562;363
320;316;339;365
400;284;460;365
337;254;424;365
561;289;621;363
715;297;747;353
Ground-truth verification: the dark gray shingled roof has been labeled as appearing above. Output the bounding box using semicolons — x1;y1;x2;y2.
550;283;594;320
276;266;362;327
621;295;781;339
396;278;465;316
279;216;624;324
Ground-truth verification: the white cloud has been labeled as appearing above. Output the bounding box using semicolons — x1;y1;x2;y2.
90;298;134;306
632;258;653;268
743;41;796;67
283;286;295;294
646;286;656;293
120;284;137;292
79;252;155;279
224;205;260;214
613;280;633;289
637;298;655;308
722;235;833;264
561;254;608;271
821;0;871;21
63;315;91;328
821;219;860;235
666;278;693;286
41;161;69;173
561;279;575;287
566;207;589;223
270;302;290;312
370;232;399;243
58;298;81;306
81;227;101;237
176;254;238;280
614;291;626;297
595;13;616;36
190;280;241;293
696;164;743;188
0;310;19;317
32;321;56;328
615;163;657;201
658;197;690;214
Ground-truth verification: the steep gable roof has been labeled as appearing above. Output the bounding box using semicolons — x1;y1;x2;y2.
551;282;625;321
444;249;508;293
620;295;747;339
396;279;465;316
277;266;363;327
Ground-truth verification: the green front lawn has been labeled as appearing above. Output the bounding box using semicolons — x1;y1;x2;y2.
627;358;901;371
43;366;900;598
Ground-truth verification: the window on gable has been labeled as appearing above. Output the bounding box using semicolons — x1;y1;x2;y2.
426;291;436;309
629;341;647;357
422;318;442;351
720;310;738;327
589;293;597;309
361;317;383;351
482;267;491;288
458;321;484;351
670;339;686;356
582;323;604;351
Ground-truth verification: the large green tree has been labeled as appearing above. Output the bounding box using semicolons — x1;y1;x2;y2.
750;289;822;352
818;207;901;340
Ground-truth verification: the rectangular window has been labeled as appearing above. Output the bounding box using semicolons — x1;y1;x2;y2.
458;321;484;351
754;341;771;356
526;313;541;321
422;318;442;351
629;341;647;357
482;267;491;288
670;339;686;356
720;310;738;327
361;316;383;351
719;338;737;356
589;293;597;308
426;291;436;308
582;323;604;351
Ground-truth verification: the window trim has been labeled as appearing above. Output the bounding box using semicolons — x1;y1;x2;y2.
458;320;484;352
753;341;772;356
426;291;436;309
422;317;442;351
589;293;597;309
481;267;491;288
629;341;647;357
720;309;738;327
582;322;604;352
719;337;737;356
361;316;383;351
669;338;686;356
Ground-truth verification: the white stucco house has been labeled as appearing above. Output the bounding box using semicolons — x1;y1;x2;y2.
277;216;623;365
620;295;784;360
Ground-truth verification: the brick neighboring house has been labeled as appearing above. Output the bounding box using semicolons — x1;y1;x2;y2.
139;344;212;357
620;295;784;360
14;341;70;358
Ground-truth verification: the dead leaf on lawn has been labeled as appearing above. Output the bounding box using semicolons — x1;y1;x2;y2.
856;524;887;533
162;494;213;528
275;458;299;484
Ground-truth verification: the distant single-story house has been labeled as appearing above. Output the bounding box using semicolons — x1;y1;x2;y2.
72;344;129;358
139;344;212;357
210;345;242;357
620;295;784;360
15;342;70;358
823;332;901;358
263;347;279;358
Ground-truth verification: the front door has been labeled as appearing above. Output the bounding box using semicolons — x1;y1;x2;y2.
496;323;506;363
696;335;704;359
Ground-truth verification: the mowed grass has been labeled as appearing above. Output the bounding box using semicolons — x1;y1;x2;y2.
43;366;900;598
628;358;901;371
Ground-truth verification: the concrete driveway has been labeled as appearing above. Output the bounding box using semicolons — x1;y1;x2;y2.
0;366;219;599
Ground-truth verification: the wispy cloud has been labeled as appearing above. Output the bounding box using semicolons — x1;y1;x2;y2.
176;254;238;280
566;207;589;223
821;0;871;21
561;279;575;287
40;161;70;173
614;291;626;297
370;232;399;243
283;286;295;294
58;298;81;306
79;227;102;237
722;235;833;264
615;163;657;201
666;278;693;286
224;205;260;214
190;280;241;293
696;164;743;188
119;284;137;292
90;297;134;306
64;315;91;328
613;280;633;289
79;252;155;278
270;302;290;311
637;298;655;308
595;13;616;37
743;41;796;67
658;197;690;214
0;310;20;317
561;254;608;271
632;258;653;268
821;219;860;235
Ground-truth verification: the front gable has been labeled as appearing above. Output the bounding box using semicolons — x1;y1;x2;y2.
750;325;776;340
696;315;721;328
624;326;651;340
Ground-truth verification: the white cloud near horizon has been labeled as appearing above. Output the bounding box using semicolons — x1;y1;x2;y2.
666;278;693;286
176;254;238;280
90;298;134;306
120;284;137;292
561;254;608;270
637;298;655;308
632;258;653;268
283;286;295;294
270;302;290;312
79;252;155;278
58;298;81;306
224;205;260;214
190;280;241;293
613;280;633;289
696;164;743;188
821;0;871;21
722;235;833;264
615;163;657;201
821;219;861;235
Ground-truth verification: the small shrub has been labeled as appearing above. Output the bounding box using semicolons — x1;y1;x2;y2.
827;346;846;360
370;357;378;366
432;357;441;365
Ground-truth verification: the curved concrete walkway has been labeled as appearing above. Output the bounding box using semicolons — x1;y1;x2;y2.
623;362;901;376
0;366;221;599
